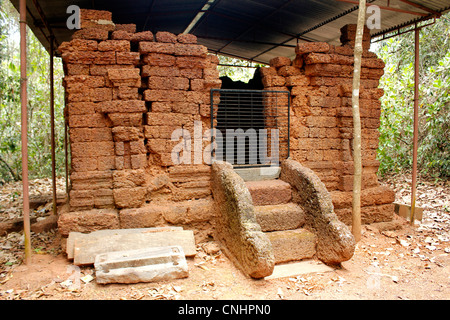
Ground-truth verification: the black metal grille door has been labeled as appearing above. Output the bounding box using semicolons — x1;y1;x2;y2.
210;89;290;166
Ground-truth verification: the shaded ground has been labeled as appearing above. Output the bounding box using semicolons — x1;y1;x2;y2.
0;175;448;300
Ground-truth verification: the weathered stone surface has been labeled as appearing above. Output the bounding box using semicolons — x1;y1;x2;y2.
155;31;177;43
211;161;274;278
331;186;396;225
72;28;109;41
161;199;214;225
73;228;196;265
113;187;147;208
119;199;214;228
94;246;189;284
98;40;130;52
174;44;207;57
245;180;292;206
269;56;291;68
119;206;164;229
266;228;317;264
112;169;146;188
177;33;197;44
58;39;98;52
280;159;355;264
131;31;154;42
255;203;305;232
296;42;331;54
80;9;112;21
66;227;182;259
139;42;175;54
107;112;143;127
115;23;136;33
100;100;146;113
111;30;133;41
335;203;395;226
111;126;144;142
331;186;395;209
58;209;120;236
106;68;141;87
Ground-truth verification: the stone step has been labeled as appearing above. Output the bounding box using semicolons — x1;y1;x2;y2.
234;166;281;181
245;179;292;206
254;203;305;232
265;228;317;264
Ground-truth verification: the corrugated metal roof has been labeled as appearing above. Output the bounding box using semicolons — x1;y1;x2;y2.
9;0;450;64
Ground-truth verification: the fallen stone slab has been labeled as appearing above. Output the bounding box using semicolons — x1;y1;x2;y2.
0;217;37;236
29;193;67;210
95;246;189;284
66;227;182;259
73;228;196;265
0;214;58;235
394;202;423;221
30;215;58;233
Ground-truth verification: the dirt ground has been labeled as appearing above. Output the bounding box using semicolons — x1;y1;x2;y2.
0;175;449;300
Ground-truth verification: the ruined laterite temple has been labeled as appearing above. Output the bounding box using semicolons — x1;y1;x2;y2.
57;9;395;277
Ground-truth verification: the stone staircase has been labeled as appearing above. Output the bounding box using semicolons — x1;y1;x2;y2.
212;161;355;278
245;178;317;264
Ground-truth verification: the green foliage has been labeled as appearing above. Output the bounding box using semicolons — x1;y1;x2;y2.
376;14;450;178
0;0;65;182
217;55;264;83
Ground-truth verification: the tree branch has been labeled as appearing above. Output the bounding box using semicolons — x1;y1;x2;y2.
0;154;20;181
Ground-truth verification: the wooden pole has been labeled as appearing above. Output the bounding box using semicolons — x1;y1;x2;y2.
19;0;32;264
50;36;57;216
351;0;366;242
410;26;420;225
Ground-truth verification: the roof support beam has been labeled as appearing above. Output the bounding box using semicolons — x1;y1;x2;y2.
183;0;217;34
208;49;267;65
336;0;428;16
198;35;297;48
31;0;59;50
371;18;435;42
248;0;377;61
398;0;441;17
371;14;438;41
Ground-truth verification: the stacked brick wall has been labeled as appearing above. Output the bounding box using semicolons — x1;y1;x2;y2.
140;31;220;203
58;9;220;238
58;9;394;237
260;25;395;225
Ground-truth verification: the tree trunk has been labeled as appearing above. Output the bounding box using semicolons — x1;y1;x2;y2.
351;0;366;242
